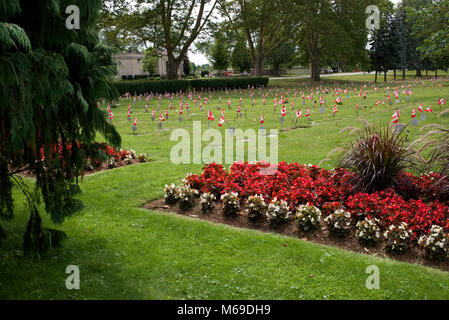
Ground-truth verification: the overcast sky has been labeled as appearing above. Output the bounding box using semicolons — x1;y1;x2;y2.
189;0;402;65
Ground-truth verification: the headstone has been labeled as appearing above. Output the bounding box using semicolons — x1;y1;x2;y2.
421;113;426;121
411;118;419;126
319;107;324;114
280;117;284;124
158;122;162;129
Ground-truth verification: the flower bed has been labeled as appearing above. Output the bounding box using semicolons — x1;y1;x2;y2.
148;161;449;268
23;142;149;176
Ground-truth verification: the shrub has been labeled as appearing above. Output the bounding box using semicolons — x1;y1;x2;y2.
295;204;322;231
164;183;179;204
138;153;148;162
84;158;94;171
177;185;199;210
338;125;416;193
418;225;449;260
200;192;216;213
266;198;291;224
221;192;240;216
424;129;449;202
356;217;382;245
245;194;267;221
324;209;351;237
107;157;116;168
124;153;133;165
383;223;411;253
112;77;269;95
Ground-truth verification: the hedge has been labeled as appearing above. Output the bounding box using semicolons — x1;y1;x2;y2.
112;77;269;95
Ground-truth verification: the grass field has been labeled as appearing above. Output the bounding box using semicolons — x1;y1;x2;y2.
1;74;449;299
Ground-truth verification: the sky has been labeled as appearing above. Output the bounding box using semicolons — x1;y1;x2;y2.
188;0;402;66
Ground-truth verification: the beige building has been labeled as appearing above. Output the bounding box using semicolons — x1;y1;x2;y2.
115;52;184;79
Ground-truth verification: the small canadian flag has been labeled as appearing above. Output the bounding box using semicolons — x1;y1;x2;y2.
418;103;424;112
333;105;338;114
335;97;342;104
159;114;165;122
133;118;137;126
208;109;215;120
305;109;310;117
260;114;264;124
296;109;302;118
355;104;359;109
152;109;156;117
411;109;416;118
425;107;433;113
281;105;286;117
180;106;183;115
165;109;169;117
237;105;241;113
439;98;446;105
108;111;114;120
219;116;225;127
392;111;399;123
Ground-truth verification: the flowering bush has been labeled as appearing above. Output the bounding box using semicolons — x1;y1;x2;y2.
177;185;199;210
107;157;116;168
84;157;94;171
418;225;449;260
129;149;137;159
324;209;351;237
124;154;133;165
221;192;240;216
138;153;148;162
383;223;411;253
164;183;179;204
295;204;322;231
245;195;267;221
266;198;291;224
356;217;382;245
200;192;216;213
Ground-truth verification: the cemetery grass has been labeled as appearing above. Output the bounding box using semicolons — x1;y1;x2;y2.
1;76;449;299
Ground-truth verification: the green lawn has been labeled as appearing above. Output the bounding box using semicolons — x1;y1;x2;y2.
1;75;449;299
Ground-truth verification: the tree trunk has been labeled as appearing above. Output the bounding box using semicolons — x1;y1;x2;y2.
416;69;422;77
375;70;378;83
435;69;438;77
167;54;180;80
394;69;397;80
402;69;406;79
384;71;387;83
426;69;428;76
311;57;321;82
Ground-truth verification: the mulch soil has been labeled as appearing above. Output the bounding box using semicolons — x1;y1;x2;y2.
144;198;449;272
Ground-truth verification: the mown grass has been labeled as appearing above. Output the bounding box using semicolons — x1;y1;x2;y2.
1;74;448;299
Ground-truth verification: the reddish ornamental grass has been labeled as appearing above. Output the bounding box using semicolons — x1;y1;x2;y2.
185;162;449;240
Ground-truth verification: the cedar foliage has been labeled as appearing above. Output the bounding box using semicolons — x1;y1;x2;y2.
0;0;121;253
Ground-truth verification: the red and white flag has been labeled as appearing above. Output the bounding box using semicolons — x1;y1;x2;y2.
392;111;399;123
152;109;156;117
411;109;416;118
133;118;137;126
159;114;165;122
418;103;424;112
335;97;342;104
180;106;183;115
439;98;446;105
281;105;286;117
425;107;433;113
305;109;310;117
208;109;215;120
296;109;302;118
108;111;114;120
260;114;264;124
333;105;338;114
219;116;225;127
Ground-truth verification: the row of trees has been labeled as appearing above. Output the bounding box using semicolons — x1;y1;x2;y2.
369;0;449;82
100;0;448;81
99;0;380;80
